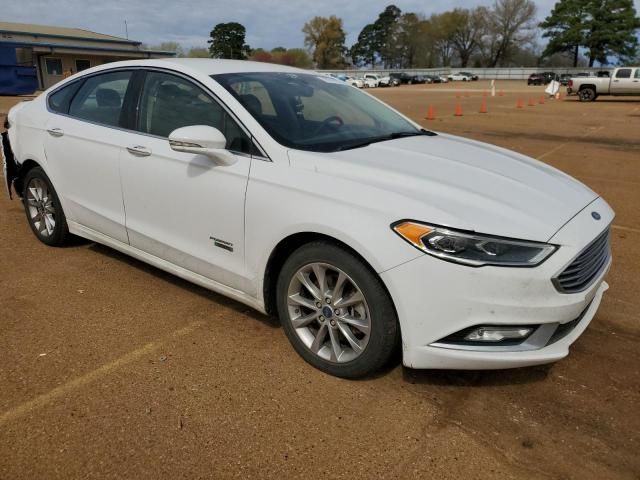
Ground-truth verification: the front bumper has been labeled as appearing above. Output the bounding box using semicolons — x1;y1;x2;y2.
381;197;613;370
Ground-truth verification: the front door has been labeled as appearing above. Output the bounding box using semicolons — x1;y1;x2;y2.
119;70;255;290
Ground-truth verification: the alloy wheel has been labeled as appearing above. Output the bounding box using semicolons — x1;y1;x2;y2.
287;262;371;363
26;178;56;237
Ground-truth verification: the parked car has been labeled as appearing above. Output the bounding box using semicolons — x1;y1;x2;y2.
378;75;399;87
424;75;439;84
438;75;449;83
410;75;427;84
2;59;613;378
389;72;413;84
345;76;364;88
559;73;572;86
458;71;479;81
569;66;640;101
363;74;380;88
528;73;544;85
541;72;558;84
596;71;611;78
448;72;471;81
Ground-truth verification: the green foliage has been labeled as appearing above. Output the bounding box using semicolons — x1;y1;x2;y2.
541;0;639;67
302;16;347;68
208;22;251;60
350;24;379;67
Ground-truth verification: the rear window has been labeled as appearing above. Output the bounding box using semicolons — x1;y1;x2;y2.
68;71;132;127
48;81;81;114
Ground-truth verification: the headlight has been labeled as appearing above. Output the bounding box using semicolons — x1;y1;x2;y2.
392;221;557;267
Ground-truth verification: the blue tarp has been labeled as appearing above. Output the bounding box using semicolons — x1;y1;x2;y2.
0;45;38;95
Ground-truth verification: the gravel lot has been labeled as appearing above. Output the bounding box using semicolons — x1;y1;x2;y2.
1;81;639;479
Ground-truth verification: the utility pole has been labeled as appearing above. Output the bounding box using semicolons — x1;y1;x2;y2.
124;20;129;40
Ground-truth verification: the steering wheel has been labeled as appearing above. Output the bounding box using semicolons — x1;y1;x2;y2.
312;116;344;136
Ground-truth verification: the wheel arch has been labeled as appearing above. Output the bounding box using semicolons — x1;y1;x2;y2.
262;231;397;320
13;159;42;198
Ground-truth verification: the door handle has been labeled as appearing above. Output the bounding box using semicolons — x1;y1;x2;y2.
126;145;151;157
47;128;64;137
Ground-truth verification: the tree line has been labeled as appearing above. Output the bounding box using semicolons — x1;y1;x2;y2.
150;0;639;70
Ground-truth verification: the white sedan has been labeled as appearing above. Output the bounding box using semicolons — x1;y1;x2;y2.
448;73;471;81
344;76;364;88
2;59;613;378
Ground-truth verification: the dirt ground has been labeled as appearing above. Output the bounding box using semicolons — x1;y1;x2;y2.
1;81;639;479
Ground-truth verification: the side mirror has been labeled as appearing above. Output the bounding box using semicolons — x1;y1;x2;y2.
168;125;236;166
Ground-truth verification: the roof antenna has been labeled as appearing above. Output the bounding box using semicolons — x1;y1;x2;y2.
124;20;129;39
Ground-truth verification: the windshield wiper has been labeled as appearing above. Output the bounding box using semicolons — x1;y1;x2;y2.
336;128;437;151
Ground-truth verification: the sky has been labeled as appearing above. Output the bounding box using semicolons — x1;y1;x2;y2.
4;0;640;51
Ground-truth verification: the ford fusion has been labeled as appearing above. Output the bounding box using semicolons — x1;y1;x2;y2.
2;59;613;378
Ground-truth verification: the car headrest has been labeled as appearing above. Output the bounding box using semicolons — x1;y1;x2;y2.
157;83;182;99
96;88;121;107
240;94;262;115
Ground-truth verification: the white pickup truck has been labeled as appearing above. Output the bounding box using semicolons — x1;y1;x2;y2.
569;67;640;101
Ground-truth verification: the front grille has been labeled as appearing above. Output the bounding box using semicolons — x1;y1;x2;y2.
553;228;611;293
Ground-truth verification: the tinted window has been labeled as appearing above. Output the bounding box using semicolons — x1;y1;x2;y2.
616;69;632;79
138;71;253;154
69;71;132;127
635;69;640;79
75;59;91;72
48;81;81;114
45;58;62;76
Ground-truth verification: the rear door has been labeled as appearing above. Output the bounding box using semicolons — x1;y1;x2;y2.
610;68;634;94
44;70;134;243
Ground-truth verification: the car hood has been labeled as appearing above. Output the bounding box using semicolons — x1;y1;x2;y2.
288;134;598;242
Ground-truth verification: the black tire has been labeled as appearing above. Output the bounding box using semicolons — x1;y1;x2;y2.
579;87;597;102
22;166;70;246
276;241;399;378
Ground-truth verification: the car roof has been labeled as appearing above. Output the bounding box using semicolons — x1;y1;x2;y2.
82;58;307;76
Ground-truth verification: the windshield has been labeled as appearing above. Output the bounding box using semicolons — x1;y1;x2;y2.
212;72;422;152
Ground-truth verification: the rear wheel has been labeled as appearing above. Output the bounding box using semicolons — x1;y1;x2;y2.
22;167;70;246
579;87;597;102
276;242;399;378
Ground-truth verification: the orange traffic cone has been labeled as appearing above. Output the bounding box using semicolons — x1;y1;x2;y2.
454;102;463;117
516;98;524;109
528;97;536;106
539;95;545;104
479;99;488;114
426;105;435;120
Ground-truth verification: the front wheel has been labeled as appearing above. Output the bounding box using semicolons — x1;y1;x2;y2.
276;242;399;378
22;167;70;246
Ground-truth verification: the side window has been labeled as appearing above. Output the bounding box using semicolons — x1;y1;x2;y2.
615;69;632;79
138;71;253;155
635;69;640;79
48;81;81;114
69;71;132;127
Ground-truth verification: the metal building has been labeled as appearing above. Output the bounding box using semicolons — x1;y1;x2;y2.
0;21;175;92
